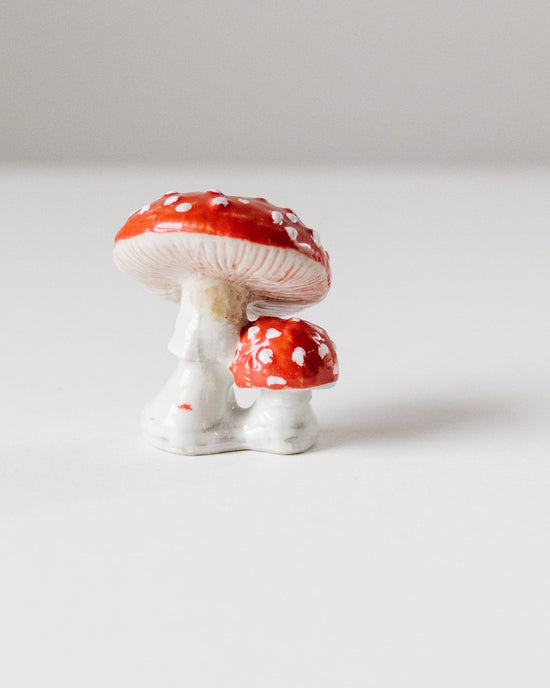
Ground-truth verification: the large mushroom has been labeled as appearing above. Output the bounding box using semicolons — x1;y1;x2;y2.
113;190;331;454
231;317;339;453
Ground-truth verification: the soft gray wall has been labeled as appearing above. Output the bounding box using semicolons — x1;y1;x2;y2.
2;0;550;163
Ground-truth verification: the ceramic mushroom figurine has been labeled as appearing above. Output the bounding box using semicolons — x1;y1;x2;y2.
231;317;339;454
113;190;332;455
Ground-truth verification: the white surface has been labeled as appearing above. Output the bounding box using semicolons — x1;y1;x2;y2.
1;165;549;687
3;2;550;163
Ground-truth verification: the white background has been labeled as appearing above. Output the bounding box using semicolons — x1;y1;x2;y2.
1;165;549;686
2;1;550;685
2;1;550;163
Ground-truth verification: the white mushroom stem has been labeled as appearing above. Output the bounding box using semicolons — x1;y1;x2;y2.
243;388;319;454
142;276;249;455
169;276;249;364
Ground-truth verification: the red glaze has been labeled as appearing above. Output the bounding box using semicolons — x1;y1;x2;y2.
231;317;338;390
115;190;330;277
178;403;192;411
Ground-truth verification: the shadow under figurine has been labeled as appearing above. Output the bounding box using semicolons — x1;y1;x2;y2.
113;190;338;455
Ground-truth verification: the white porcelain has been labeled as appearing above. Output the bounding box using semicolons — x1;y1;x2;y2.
242;389;319;454
114;190;338;455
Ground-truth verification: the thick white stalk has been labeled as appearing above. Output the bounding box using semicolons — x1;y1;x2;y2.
243;389;319;454
141;276;248;455
168;276;249;364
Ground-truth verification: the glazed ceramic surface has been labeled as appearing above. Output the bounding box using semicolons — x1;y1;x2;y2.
114;190;338;455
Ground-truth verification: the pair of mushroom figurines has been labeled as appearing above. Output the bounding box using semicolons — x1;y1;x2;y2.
114;190;338;455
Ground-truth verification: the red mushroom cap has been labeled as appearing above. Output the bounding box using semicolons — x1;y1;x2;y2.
230;316;338;390
113;191;331;315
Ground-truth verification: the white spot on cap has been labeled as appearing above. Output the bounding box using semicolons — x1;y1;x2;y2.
291;317;300;322
333;362;339;375
163;195;179;205
285;226;298;241
286;212;298;223
311;230;322;246
267;376;286;386
247;326;260;339
258;348;273;364
175;202;192;213
206;188;222;193
137;204;150;215
266;328;282;339
292;347;306;366
318;343;330;358
212;196;229;206
271;211;284;225
238;198;250;204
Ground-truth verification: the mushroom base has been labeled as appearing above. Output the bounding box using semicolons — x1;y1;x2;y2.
141;360;245;455
242;389;319;454
140;363;319;455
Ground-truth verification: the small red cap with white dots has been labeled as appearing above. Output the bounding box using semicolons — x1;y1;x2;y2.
231;316;338;390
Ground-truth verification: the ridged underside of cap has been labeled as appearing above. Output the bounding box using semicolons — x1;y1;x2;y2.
113;231;329;315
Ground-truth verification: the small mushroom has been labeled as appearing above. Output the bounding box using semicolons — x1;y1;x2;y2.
114;191;331;455
231;316;338;454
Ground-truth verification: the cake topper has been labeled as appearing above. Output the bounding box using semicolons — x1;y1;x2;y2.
113;190;338;454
